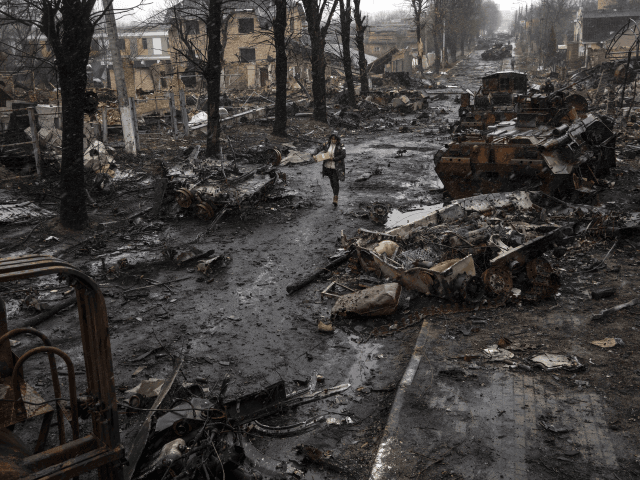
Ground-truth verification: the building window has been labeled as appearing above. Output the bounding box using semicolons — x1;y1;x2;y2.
116;39;125;50
141;38;147;50
290;17;295;31
239;48;255;62
374;47;380;52
238;18;254;34
186;20;199;35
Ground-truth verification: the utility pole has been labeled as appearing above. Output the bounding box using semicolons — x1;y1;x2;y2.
102;0;137;154
442;17;446;66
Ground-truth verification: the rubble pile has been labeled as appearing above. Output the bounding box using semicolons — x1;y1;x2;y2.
123;371;351;480
165;146;285;222
317;191;639;323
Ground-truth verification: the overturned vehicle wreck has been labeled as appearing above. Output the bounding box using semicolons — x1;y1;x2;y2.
435;113;616;199
168;147;284;221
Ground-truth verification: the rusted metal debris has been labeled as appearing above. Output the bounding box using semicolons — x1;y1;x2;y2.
125;380;351;479
169;160;282;222
456;71;594;132
124;357;183;480
0;255;124;480
324;192;573;316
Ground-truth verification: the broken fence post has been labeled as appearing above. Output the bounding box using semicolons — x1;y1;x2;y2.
123;356;183;480
27;107;41;176
168;90;178;140
179;89;189;136
129;97;140;151
102;107;108;144
286;249;353;295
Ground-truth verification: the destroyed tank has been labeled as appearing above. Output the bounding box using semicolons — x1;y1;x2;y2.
434;113;616;199
457;71;591;131
480;43;513;60
458;71;527;130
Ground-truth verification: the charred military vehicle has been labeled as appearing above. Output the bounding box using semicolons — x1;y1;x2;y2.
457;71;591;131
435;113;616;199
458;71;527;130
480;43;513;60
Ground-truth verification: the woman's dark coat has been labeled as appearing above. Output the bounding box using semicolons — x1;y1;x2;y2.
315;138;346;181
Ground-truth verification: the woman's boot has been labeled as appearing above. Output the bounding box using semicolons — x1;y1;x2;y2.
333;195;338;206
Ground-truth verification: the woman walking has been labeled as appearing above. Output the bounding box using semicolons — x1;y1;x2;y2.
314;133;346;207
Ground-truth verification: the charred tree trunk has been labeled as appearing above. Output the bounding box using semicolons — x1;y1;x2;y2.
58;59;89;229
415;21;423;71
302;0;338;122
353;0;368;96
448;31;457;62
273;0;287;136
42;8;95;229
205;0;222;157
432;30;441;73
304;3;327;121
309;30;327;121
339;0;356;107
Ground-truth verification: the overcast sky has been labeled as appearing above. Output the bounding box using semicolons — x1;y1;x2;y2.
113;0;521;24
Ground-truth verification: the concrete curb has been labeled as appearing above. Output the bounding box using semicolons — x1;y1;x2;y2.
369;319;431;480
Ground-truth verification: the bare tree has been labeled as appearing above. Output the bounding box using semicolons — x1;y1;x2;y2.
406;0;427;70
242;0;306;136
338;0;355;106
166;0;229;157
272;0;287;135
353;0;367;96
0;0;135;229
301;0;339;122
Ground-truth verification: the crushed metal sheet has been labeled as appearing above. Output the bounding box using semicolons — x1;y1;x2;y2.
452;191;533;212
125;378;165;398
0;202;55;223
483;345;515;362
531;353;583;370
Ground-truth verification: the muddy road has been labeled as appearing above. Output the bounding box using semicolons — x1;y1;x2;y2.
2;48;640;479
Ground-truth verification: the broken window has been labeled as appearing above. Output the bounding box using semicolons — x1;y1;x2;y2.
499;77;510;90
238;18;254;33
513;76;526;91
186;20;199;35
141;38;148;50
116;39;125;51
239;48;255;62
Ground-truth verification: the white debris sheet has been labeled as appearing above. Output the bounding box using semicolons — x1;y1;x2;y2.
0;202;54;224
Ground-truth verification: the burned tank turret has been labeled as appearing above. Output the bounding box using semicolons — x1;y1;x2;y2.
480;43;513;60
457;71;591;132
434;113;616;199
458;71;528;130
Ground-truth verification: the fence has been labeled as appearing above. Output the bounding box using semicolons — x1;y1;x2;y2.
0;90;195;178
101;90;191;151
